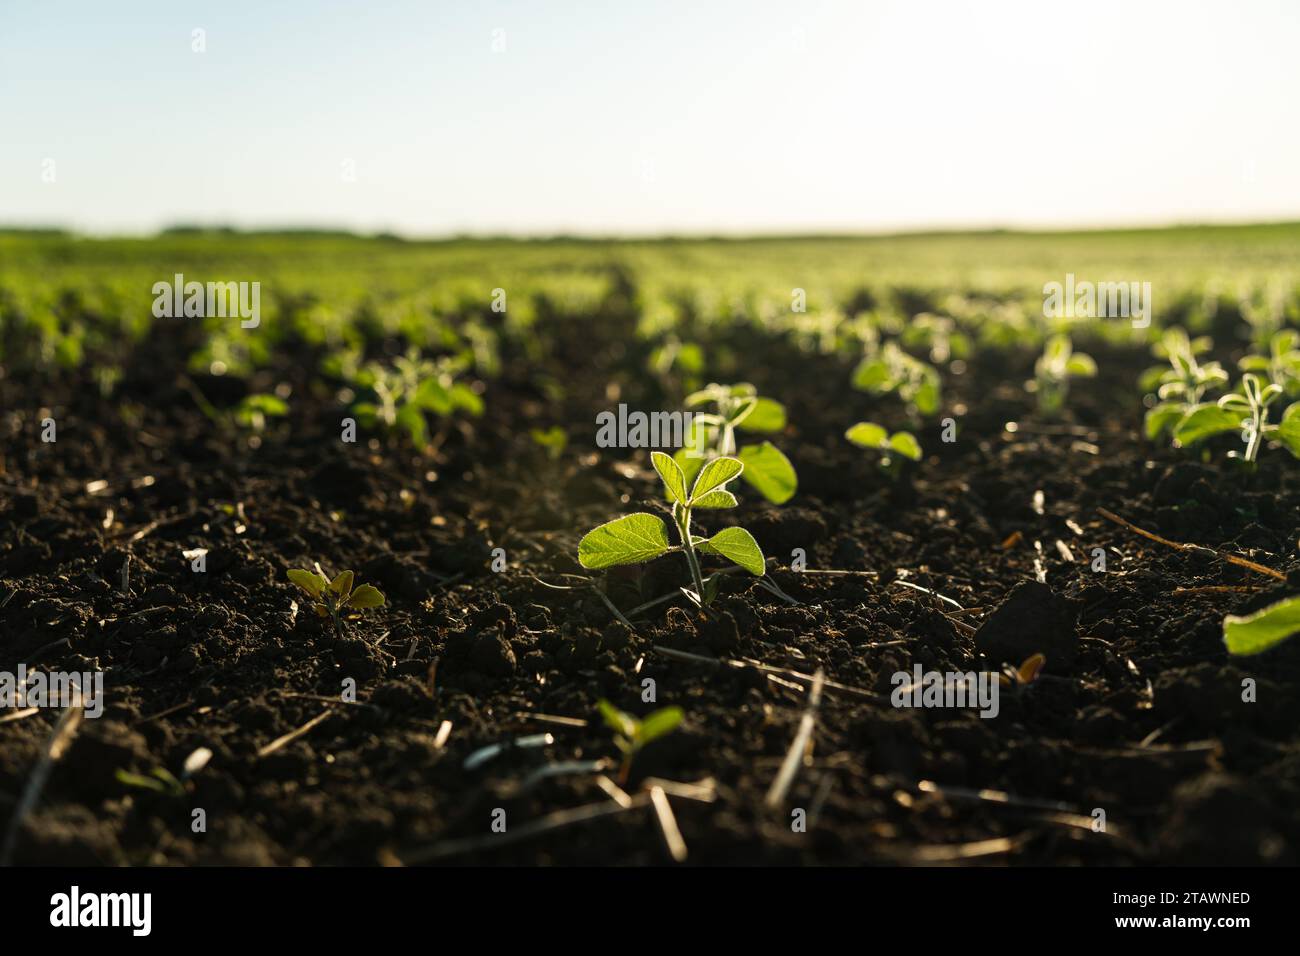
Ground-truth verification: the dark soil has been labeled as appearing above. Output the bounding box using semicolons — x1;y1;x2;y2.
3;294;1298;866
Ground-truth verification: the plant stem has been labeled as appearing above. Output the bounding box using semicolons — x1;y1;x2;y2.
675;505;709;603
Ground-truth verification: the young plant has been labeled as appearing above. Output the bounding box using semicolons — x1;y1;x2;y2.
529;425;568;460
1171;373;1300;464
597;699;683;785
233;393;289;433
845;421;922;475
287;566;386;634
673;383;797;505
1031;334;1096;415
352;348;483;449
1142;327;1228;440
852;341;942;418
578;452;765;609
1238;329;1300;398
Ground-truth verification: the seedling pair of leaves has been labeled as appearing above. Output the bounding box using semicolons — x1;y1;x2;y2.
233;393;288;433
597;699;683;785
845;421;922;474
578;452;765;609
1032;334;1096;416
1142;327;1229;439
1163;373;1300;465
352;349;483;449
673;383;797;505
1238;329;1300;397
287;566;386;634
852;341;942;418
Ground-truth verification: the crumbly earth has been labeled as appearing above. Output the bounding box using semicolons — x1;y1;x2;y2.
2;297;1298;865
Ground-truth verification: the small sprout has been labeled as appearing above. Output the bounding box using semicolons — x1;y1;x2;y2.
1031;334;1095;416
1239;329;1300;397
597;699;683;785
1224;595;1300;655
845;421;922;475
852;341;942;418
115;766;185;798
998;652;1046;689
287;565;386;634
233;393;288;432
1169;373;1299;465
529;425;567;460
675;382;797;505
578;452;765;609
350;348;482;449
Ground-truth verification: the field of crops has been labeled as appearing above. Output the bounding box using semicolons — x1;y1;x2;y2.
2;222;1299;865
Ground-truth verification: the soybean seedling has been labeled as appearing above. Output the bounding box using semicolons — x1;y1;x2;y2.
1031;334;1096;416
287;566;386;635
1170;373;1300;465
674;382;797;505
852;341;942;418
351;348;483;449
845;421;922;475
1238;328;1300;398
597;699;683;785
1142;327;1229;440
997;653;1046;691
578;452;765;609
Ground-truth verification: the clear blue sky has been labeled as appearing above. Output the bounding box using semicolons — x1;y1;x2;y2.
2;0;1298;235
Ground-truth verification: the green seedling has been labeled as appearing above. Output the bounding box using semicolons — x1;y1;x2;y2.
1031;334;1096;415
1238;329;1300;397
673;382;797;505
1223;594;1300;655
114;746;212;798
597;699;683;785
578;452;765;609
287;566;386;634
852;341;942;418
352;348;483;448
529;425;568;460
845;421;922;474
1142;327;1229;439
233;393;288;432
1170;373;1300;464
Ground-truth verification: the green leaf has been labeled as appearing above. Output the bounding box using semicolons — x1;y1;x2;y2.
1275;403;1300;459
1066;353;1097;377
448;383;484;416
1224;595;1300;655
740;397;786;432
845;422;888;448
673;446;706;494
330;570;354;598
691;489;738;509
578;513;671;569
912;376;941;416
288;568;327;598
701;526;766;575
597;699;638;740
737;442;797;504
690;456;744;502
1144;402;1188;440
888;431;922;461
1173;403;1243;446
636;706;683;746
395;402;428;447
346;584;386;609
851;357;891;392
651;450;688;505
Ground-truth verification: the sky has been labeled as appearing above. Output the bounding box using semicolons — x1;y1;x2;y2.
2;0;1298;236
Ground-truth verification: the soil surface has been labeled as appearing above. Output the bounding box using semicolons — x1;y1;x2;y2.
3;287;1298;865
